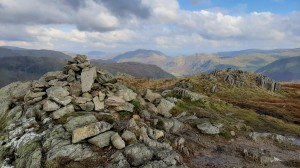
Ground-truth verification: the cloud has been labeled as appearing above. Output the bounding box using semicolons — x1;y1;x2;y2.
0;0;299;53
190;0;212;5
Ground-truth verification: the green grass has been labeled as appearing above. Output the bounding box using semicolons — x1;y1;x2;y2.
171;98;300;137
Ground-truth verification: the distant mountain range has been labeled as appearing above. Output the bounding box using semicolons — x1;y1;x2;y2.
1;46;300;83
256;56;300;81
0;47;173;87
112;48;300;77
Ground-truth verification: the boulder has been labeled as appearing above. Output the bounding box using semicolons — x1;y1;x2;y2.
111;133;126;149
116;88;137;102
93;96;104;111
24;91;46;102
43;100;60;112
43;71;64;81
64;114;98;132
11;81;32;100
72;121;112;143
50;96;72;106
74;97;92;104
98;91;106;101
157;99;174;118
79;101;95;111
46;86;69;98
115;102;134;112
144;89;161;102
124;144;153;166
69;81;82;97
197;122;220;135
88;131;115;148
105;96;126;107
81;67;97;93
52;104;75;119
121;130;137;143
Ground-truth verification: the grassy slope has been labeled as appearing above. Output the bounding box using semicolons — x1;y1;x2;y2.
118;73;300;137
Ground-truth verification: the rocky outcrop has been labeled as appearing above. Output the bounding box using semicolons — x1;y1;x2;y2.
256;75;281;92
0;55;191;168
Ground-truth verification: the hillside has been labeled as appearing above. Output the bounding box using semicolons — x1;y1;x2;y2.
113;48;300;77
0;47;71;59
256;56;300;81
0;56;173;87
0;56;299;168
93;61;174;79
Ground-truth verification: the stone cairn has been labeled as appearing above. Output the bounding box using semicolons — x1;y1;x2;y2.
0;55;204;168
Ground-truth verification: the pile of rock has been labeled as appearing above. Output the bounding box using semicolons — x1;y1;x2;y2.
208;68;281;93
0;55;199;168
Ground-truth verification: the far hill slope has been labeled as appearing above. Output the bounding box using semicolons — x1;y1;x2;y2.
93;61;174;79
112;49;168;64
256;56;300;81
113;48;300;77
0;47;71;59
0;56;174;87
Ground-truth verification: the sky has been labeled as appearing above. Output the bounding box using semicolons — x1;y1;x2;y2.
0;0;299;55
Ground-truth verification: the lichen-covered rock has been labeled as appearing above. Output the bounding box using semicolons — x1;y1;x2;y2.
79;101;94;111
115;102;134;112
72;121;112;143
111;133;126;149
105;96;126;107
52;104;74;119
157;99;174;118
124;144;153;166
81;67;97;93
43;100;60;112
197;122;221;135
144;89;161;103
64;114;98;132
88;131;115;148
121;130;137;144
93;96;105;111
46;86;69;98
116;88;137;102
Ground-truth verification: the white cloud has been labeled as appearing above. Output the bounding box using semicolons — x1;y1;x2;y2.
0;0;299;53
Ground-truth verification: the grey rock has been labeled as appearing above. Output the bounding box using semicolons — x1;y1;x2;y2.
116;88;137;102
115;102;134;112
50;96;72;106
146;103;158;114
98;91;106;101
158;118;174;132
74;97;92;104
93;96;105;111
144;89;161;102
81;67;97;93
105;96;126;107
173;87;206;101
43;100;60;112
79;101;95;111
124;144;153;166
69;81;82;97
72;121;112;143
157;99;174;118
197;122;220;135
43;71;64;81
64;114;98;132
121;130;137;143
46;86;69;98
111;133;126;149
24;91;46;102
88;131;115;148
11;81;32;100
52;104;75;119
